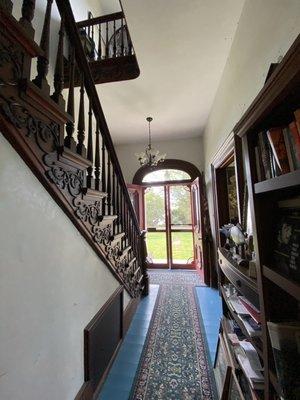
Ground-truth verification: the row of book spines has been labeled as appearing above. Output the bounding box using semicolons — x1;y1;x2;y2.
255;109;300;182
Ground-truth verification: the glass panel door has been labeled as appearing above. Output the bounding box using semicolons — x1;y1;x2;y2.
144;186;168;265
169;185;194;267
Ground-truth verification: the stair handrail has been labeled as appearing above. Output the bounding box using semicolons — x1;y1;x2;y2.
55;0;141;235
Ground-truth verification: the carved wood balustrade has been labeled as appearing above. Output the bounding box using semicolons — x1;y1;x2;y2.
0;0;148;298
64;10;140;86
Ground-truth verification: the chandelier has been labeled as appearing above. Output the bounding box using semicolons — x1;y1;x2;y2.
136;117;166;167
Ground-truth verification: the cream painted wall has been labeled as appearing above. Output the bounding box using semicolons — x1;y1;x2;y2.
115;136;203;183
0;133;125;400
203;0;300;172
202;0;300;242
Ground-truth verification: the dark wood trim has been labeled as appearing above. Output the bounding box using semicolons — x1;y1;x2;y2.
0;8;43;57
74;382;93;400
75;286;124;400
132;159;201;185
76;12;124;28
123;295;140;335
0;1;146;299
76;287;141;400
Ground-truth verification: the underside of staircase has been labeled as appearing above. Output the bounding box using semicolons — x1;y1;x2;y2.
0;0;148;298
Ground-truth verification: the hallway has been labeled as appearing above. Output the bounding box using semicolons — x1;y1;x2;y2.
99;271;222;399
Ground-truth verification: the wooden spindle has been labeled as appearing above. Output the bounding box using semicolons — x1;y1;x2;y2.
97;24;102;60
86;101;93;188
101;143;106;214
94;122;100;191
128;30;133;55
107;155;111;215
113;20;116;57
19;0;35;34
33;0;53;93
105;22;109;59
65;47;76;151
116;181;120;233
121;18;124;56
112;167;116;213
77;75;86;157
51;16;65;108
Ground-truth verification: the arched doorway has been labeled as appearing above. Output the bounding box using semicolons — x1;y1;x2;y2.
129;160;205;272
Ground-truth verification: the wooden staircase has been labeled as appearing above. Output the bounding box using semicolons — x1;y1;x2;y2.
0;0;148;298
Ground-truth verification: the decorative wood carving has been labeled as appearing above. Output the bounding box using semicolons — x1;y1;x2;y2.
0;2;145;298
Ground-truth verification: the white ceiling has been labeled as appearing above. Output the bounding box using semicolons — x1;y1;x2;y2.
97;0;245;144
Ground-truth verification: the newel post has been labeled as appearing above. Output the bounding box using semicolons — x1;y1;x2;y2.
140;230;149;296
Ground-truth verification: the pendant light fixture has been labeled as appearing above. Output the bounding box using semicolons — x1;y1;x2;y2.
136;117;166;167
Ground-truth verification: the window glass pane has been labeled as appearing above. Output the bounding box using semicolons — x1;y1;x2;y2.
171;232;193;264
170;185;192;227
145;186;165;229
143;169;191;182
146;232;167;264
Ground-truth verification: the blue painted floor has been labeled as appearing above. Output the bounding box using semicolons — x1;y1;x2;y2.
195;286;222;365
98;284;159;400
98;283;222;399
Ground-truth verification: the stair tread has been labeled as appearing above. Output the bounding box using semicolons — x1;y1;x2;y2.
82;187;107;199
110;232;125;242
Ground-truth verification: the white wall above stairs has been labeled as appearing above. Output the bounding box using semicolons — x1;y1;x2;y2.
0;133;128;400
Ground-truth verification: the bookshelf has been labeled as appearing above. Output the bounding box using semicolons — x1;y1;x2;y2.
232;34;300;400
263;265;300;302
254;169;300;194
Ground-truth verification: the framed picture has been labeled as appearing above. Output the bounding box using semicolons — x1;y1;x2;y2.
214;334;231;397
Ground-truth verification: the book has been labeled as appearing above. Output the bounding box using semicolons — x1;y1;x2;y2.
288;121;300;169
239;297;261;324
236;353;264;390
273;207;300;282
228;295;250;315
239;315;262;337
267;127;290;174
258;131;272;179
283;127;295;171
267;321;300;400
239;341;263;371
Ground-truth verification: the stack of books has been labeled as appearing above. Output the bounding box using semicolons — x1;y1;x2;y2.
224;288;262;337
254;108;300;181
223;317;264;392
235;341;264;391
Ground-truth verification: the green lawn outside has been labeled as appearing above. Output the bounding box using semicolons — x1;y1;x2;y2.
146;231;193;261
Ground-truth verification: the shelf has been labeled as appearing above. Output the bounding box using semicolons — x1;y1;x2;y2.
220;287;263;358
218;248;259;309
254;169;300;194
263;265;300;301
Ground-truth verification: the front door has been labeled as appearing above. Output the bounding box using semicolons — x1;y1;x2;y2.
144;183;195;269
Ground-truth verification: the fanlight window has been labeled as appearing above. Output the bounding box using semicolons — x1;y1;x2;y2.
142;169;191;183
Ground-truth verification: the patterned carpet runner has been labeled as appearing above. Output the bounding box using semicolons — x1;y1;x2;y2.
130;271;214;400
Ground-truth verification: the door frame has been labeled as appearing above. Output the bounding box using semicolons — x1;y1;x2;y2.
144;181;195;270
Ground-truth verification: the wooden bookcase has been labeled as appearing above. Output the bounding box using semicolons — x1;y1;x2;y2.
213;34;300;399
233;35;300;399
